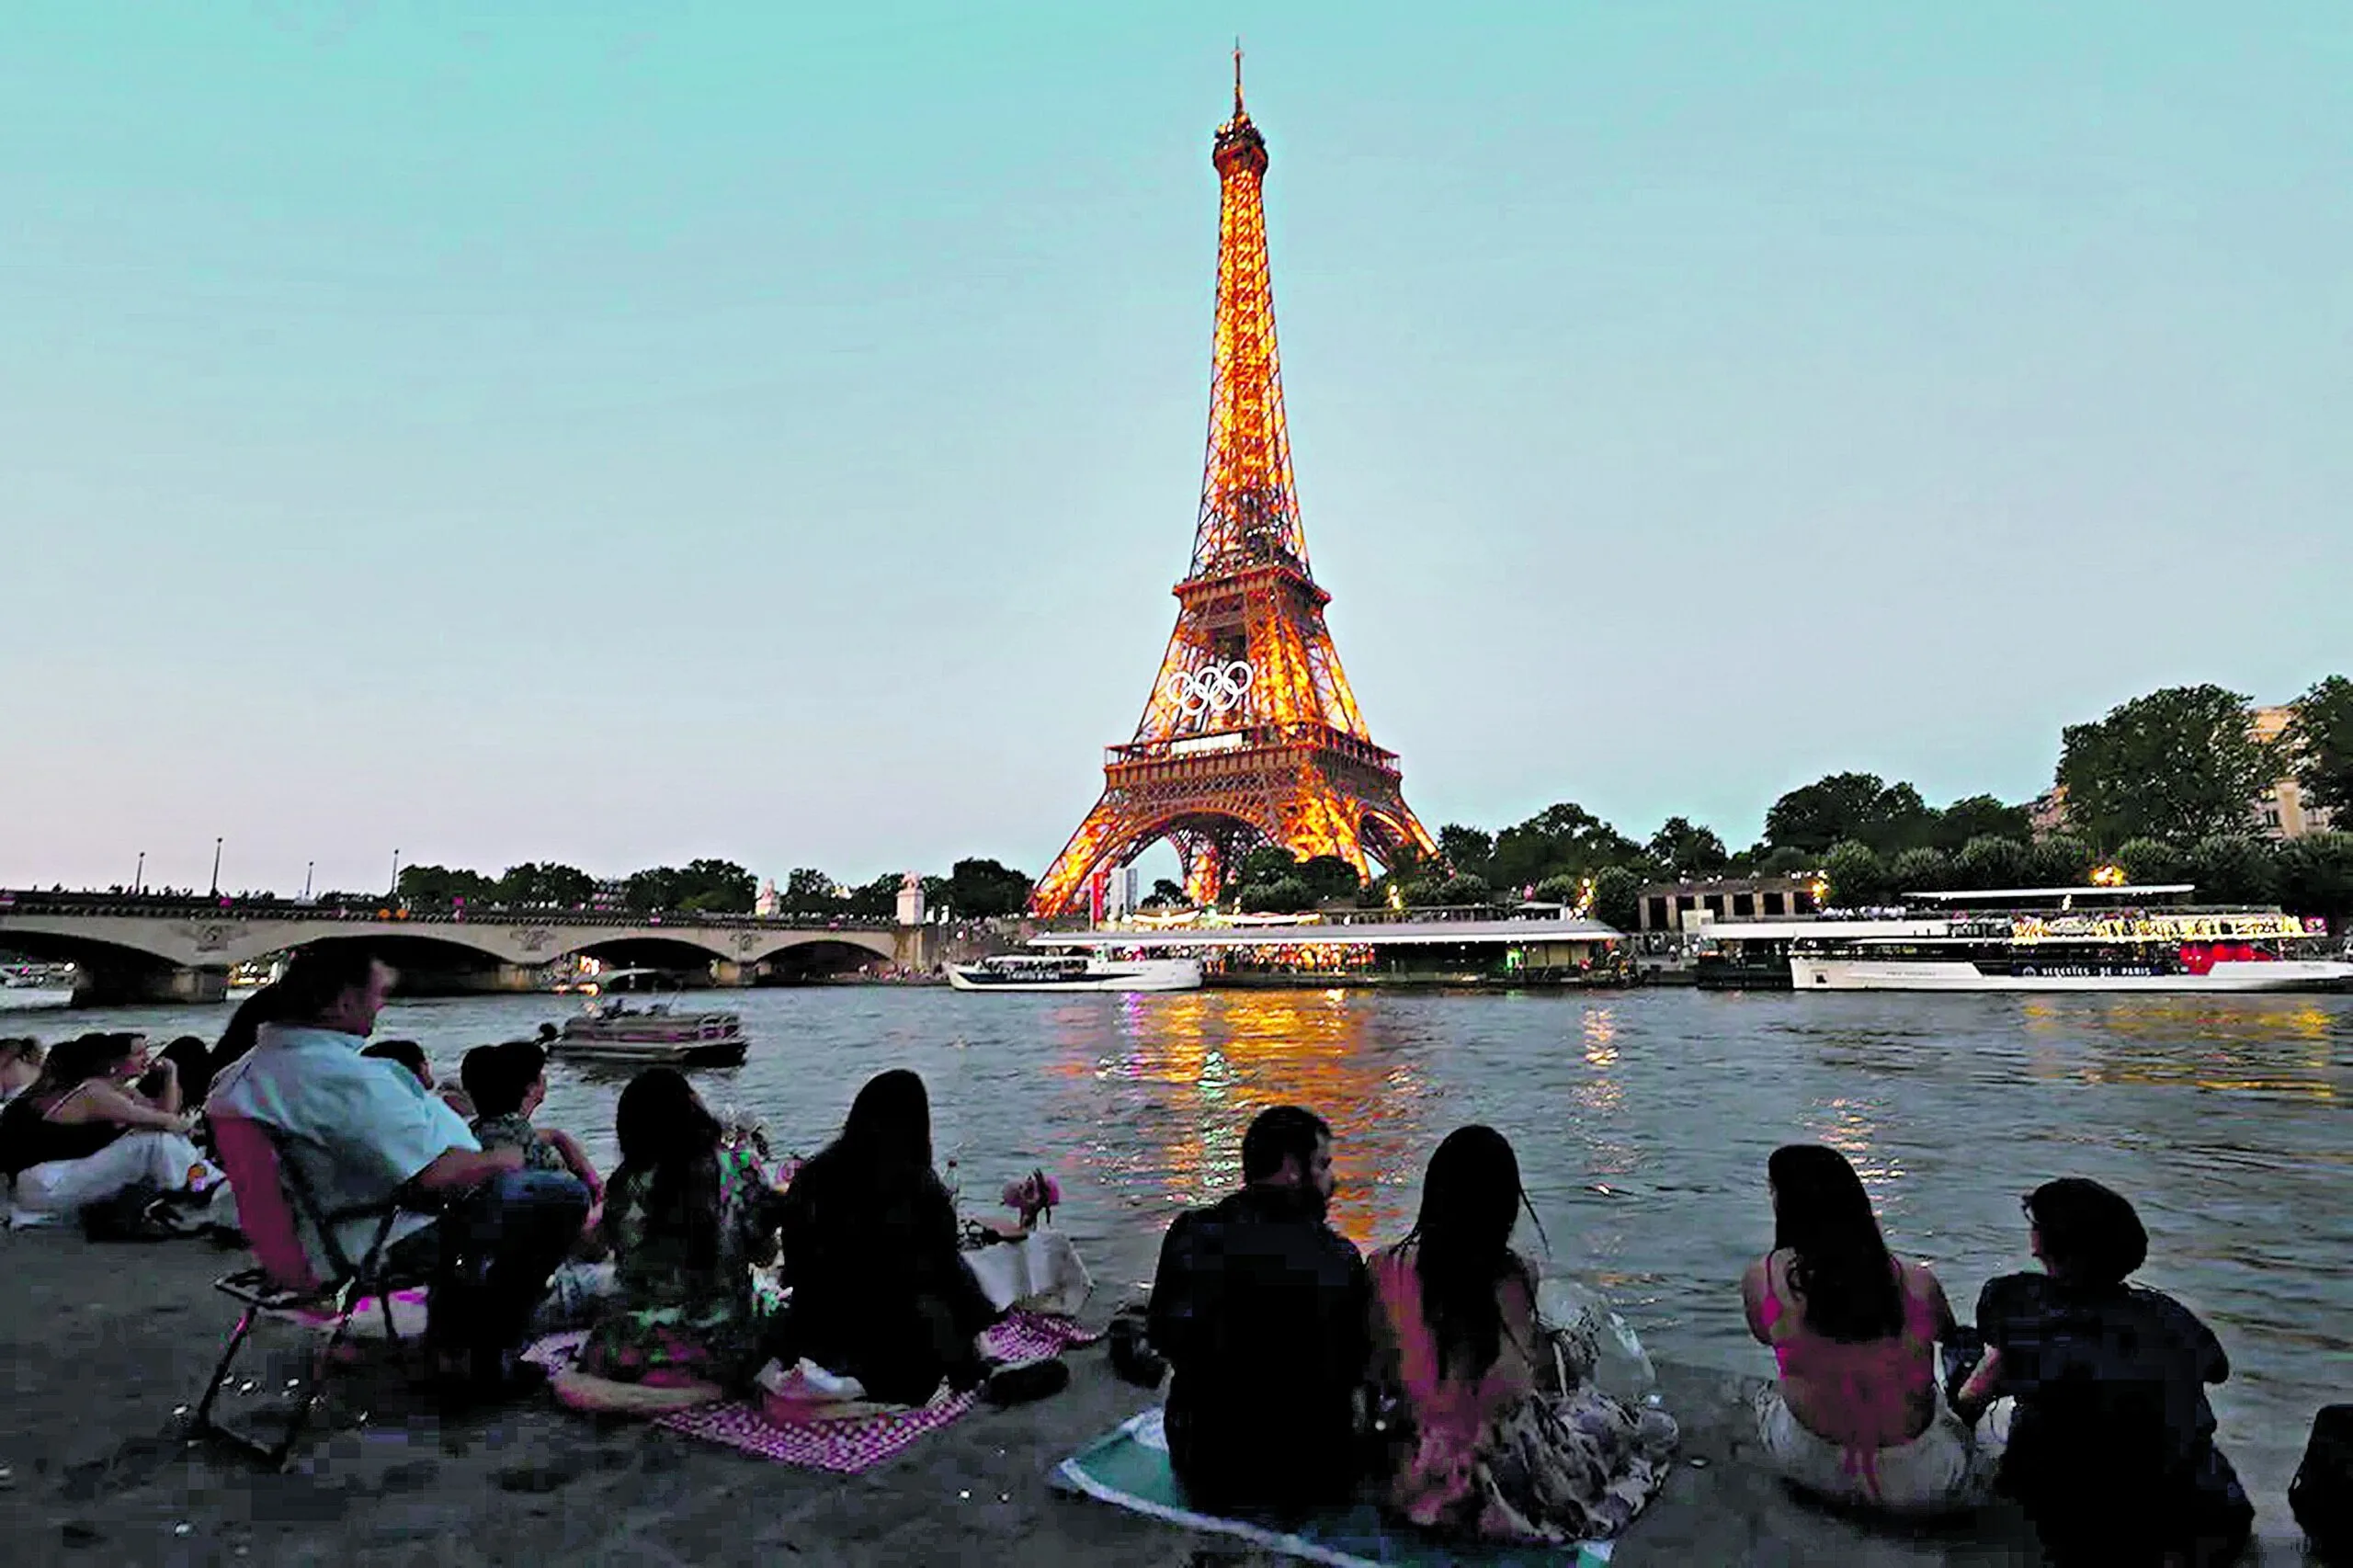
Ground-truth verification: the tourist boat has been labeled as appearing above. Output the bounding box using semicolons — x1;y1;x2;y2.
946;954;1204;993
549;970;750;1066
1766;886;2353;993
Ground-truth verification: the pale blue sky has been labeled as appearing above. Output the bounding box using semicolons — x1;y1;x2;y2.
4;3;2347;893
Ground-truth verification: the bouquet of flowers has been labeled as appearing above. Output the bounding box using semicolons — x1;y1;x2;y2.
1000;1168;1062;1230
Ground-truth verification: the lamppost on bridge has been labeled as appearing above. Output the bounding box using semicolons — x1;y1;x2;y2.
134;851;144;894
390;848;401;902
210;837;223;899
302;860;313;900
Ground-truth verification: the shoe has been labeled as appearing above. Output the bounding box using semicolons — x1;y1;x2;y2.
1108;1312;1165;1391
983;1357;1069;1406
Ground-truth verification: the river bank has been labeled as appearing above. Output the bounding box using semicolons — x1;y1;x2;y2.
0;1229;2322;1565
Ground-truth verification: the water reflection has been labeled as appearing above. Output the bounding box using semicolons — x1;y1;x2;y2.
1050;990;1429;1251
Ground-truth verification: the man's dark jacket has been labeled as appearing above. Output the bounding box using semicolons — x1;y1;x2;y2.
1145;1182;1370;1511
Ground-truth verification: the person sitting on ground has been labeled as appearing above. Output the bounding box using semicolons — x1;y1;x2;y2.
0;1038;43;1104
0;1031;217;1226
575;1068;782;1392
149;1036;214;1108
461;1041;601;1199
363;1039;478;1120
208;983;282;1081
1740;1142;1986;1515
1371;1126;1677;1542
1147;1104;1370;1513
776;1069;1001;1404
1952;1177;2253;1566
205;944;588;1402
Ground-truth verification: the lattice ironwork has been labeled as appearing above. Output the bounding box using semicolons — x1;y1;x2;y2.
1030;63;1437;916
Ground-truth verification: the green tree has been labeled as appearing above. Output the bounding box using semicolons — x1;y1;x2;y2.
2187;835;2278;905
2025;835;2094;888
781;868;844;916
1240;877;1315;915
1589;865;1643;930
1887;846;1949;895
1487;802;1643;890
2289;676;2353;818
1436;824;1495;881
1296;855;1364;903
1765;774;1934;856
1145;877;1188;908
2056;685;2274;847
1953;835;2029;890
676;858;756;914
2276;832;2353;920
1435;872;1495;905
842;873;903;919
396;864;496;909
2113;837;2188;886
944;858;1031;918
1821;840;1890;907
496;862;596;908
1755;845;1816;876
1233;845;1303;889
1646;816;1729;878
1533;872;1583;907
1931;795;2035;854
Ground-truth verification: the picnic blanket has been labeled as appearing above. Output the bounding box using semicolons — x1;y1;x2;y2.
525;1311;1098;1474
1053;1407;1614;1568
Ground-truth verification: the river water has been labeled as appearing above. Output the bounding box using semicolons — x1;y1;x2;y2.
24;983;2350;1506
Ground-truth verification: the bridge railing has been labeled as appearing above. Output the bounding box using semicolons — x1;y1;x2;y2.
0;891;899;932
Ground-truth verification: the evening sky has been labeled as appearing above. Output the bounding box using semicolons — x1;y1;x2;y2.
3;3;2347;893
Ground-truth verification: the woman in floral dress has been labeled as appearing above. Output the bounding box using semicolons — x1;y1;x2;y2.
576;1068;784;1389
1368;1126;1678;1543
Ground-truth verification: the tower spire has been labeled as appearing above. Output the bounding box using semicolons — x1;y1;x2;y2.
1233;39;1245;118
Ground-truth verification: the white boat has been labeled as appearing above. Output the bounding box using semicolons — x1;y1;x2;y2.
551;970;749;1066
1779;885;2353;994
0;966;74;1011
947;954;1203;993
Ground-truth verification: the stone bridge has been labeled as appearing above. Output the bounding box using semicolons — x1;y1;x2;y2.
0;895;928;1005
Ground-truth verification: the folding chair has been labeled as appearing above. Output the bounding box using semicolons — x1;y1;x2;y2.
191;1116;438;1468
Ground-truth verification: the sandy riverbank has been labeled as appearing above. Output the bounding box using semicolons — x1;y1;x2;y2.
0;1229;2317;1566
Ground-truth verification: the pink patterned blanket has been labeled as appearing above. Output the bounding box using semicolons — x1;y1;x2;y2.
526;1312;1099;1474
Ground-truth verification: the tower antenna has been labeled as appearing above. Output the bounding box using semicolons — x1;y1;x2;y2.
1233;38;1244;116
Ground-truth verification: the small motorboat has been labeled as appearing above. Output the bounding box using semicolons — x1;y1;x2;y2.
550;970;749;1067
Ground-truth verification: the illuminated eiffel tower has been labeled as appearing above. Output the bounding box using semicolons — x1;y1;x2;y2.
1030;60;1437;915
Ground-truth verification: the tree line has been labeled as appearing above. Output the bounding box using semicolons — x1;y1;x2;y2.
392;857;1039;921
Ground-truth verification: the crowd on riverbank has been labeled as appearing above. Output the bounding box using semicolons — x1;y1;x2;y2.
1;944;2345;1566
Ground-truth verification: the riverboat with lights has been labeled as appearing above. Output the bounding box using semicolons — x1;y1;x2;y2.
1753;885;2353;993
947;954;1203;993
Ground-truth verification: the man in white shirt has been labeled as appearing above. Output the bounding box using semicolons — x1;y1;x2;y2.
209;944;587;1400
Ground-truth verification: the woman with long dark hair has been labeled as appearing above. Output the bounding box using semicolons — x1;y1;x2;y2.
574;1068;781;1392
778;1069;1000;1403
1;1031;216;1226
1741;1143;1986;1513
1369;1126;1677;1543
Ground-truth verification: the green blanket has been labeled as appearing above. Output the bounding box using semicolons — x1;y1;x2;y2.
1052;1408;1613;1567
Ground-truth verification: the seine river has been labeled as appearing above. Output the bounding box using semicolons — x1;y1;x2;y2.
27;984;2350;1509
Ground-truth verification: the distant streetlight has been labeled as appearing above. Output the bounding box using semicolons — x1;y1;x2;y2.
134;851;144;893
210;837;223;898
302;860;314;900
391;848;402;899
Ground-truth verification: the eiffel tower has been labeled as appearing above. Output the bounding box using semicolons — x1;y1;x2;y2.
1029;61;1438;916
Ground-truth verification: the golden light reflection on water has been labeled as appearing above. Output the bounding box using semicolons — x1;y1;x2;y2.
2018;997;2341;1098
1048;989;1431;1251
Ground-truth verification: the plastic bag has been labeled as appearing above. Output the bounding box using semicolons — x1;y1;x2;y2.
1536;1277;1658;1406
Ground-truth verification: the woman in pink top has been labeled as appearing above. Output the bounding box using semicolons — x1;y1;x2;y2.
1740;1143;1993;1514
1369;1126;1677;1544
